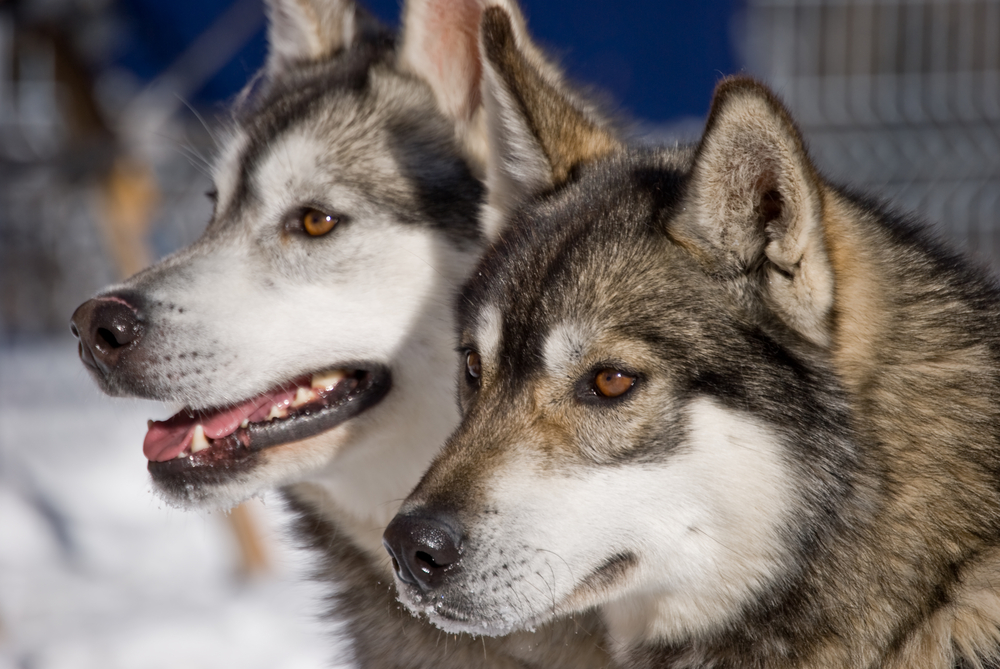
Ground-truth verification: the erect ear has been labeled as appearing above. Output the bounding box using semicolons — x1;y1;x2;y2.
678;77;833;348
397;0;499;172
265;0;385;77
478;5;619;240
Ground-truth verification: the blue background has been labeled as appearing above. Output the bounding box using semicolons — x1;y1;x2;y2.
115;0;744;124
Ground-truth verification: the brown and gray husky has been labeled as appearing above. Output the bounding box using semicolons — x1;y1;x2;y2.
385;6;1000;668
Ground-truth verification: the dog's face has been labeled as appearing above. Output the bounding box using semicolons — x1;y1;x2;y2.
70;0;493;512
389;153;846;640
385;8;855;646
131;74;479;505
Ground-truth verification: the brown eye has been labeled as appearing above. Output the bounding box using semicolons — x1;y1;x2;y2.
594;368;635;398
466;351;482;381
302;208;338;236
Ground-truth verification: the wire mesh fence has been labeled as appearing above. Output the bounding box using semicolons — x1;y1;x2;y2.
742;0;1000;264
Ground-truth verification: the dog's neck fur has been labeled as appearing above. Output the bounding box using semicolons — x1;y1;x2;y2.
614;189;1000;669
284;491;612;669
819;190;1000;669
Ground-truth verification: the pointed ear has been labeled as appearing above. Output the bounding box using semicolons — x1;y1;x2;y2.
397;0;494;170
265;0;385;77
478;5;618;240
678;77;834;347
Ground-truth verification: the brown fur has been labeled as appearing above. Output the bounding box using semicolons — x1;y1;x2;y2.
479;7;615;184
387;11;1000;665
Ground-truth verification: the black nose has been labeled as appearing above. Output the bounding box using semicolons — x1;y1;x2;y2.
383;513;462;592
70;296;145;377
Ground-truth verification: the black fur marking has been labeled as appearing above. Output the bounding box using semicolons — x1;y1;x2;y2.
223;36;484;249
385;114;484;248
576;553;637;595
231;39;394;212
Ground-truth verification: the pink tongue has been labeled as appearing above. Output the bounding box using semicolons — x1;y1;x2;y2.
143;416;197;463
143;382;302;462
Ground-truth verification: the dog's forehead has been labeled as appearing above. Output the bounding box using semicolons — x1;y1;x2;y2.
463;236;653;376
206;61;481;246
459;151;705;372
214;95;386;217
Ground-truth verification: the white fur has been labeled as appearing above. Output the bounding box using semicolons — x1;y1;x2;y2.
210;127;246;210
110;95;479;556
474;303;504;370
481;60;552;240
265;0;367;77
416;398;795;652
599;399;794;647
542;321;593;379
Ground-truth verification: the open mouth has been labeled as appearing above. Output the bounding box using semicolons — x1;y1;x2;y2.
146;365;390;481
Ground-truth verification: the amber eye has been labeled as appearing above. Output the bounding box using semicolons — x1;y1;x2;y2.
594;368;635;398
465;351;482;381
302;208;338;236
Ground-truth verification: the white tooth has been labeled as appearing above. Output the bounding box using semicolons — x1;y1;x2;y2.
190;424;209;453
267;405;288;421
291;387;317;408
311;369;347;390
174;451;188;459
240;419;249;429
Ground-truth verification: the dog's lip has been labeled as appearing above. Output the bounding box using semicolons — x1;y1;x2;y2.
146;364;391;477
404;589;531;637
397;564;560;636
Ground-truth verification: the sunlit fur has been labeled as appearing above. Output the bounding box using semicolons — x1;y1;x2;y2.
78;0;612;667
391;7;1000;668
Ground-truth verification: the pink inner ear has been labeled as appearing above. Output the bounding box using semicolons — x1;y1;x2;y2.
401;0;484;122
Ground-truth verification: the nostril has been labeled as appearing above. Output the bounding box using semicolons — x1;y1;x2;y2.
415;551;443;574
89;298;144;351
96;326;126;349
383;513;462;592
71;295;145;374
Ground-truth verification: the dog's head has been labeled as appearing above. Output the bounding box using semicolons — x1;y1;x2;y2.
385;7;857;648
69;0;503;513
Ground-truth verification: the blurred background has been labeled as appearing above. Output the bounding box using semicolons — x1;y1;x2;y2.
0;0;997;666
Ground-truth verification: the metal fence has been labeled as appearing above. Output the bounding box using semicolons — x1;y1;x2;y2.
4;1;1000;333
743;0;1000;263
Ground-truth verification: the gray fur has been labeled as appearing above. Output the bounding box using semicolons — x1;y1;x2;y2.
390;9;1000;669
72;0;611;666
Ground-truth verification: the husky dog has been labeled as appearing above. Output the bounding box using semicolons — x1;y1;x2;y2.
70;0;609;666
384;7;1000;668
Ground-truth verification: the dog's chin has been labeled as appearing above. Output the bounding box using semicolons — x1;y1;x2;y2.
146;364;391;507
395;581;551;638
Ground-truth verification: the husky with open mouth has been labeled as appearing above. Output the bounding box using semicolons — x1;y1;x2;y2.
71;0;610;666
385;6;1000;669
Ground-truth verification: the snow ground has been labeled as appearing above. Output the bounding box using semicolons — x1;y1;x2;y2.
0;336;341;669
